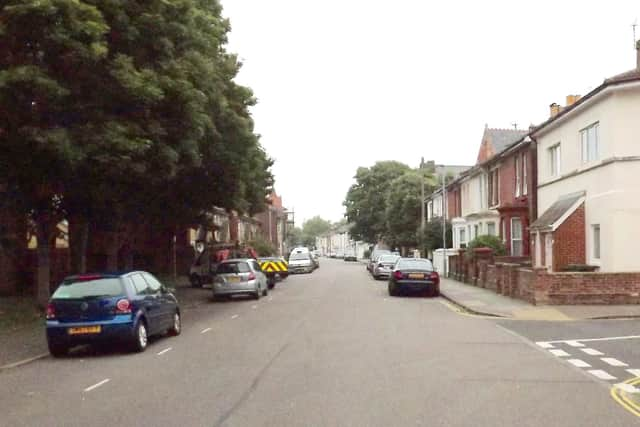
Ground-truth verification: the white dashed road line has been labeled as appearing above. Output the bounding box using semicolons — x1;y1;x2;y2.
589;370;618;380
157;347;172;356
536;342;554;349
84;379;110;392
628;369;640;377
615;383;640;394
601;357;628;367
231;314;239;319
200;327;212;334
565;340;585;348
549;349;570;357
567;359;591;368
581;348;604;356
252;305;257;309
268;297;273;301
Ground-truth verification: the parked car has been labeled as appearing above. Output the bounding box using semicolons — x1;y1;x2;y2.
388;258;440;297
213;258;268;300
367;249;391;273
311;252;320;269
45;272;181;357
288;250;315;274
258;257;289;289
372;254;401;279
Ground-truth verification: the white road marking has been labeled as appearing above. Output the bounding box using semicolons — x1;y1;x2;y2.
252;305;257;309
581;348;604;356
615;383;640;394
546;335;640;344
200;327;212;334
549;349;570;357
627;369;640;377
83;378;110;392
157;347;172;356
567;359;591;368
268;297;273;301
231;314;239;319
565;340;585;347
601;357;628;367
536;342;554;349
588;370;617;380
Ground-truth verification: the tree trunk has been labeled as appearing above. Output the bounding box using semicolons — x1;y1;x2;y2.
35;214;53;308
106;231;120;271
68;215;89;274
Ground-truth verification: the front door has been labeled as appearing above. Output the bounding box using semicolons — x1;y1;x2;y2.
544;233;553;271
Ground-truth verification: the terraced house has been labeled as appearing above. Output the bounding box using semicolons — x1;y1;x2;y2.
530;42;640;272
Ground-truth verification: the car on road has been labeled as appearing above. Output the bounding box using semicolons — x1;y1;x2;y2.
388;258;440;297
45;272;181;357
288;250;315;274
367;249;391;273
372;254;401;279
213;258;269;300
258;257;289;289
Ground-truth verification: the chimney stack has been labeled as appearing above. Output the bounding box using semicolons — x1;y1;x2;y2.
549;103;562;118
566;94;581;107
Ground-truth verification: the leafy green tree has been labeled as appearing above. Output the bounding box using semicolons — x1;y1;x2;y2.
286;227;303;248
301;216;331;247
420;218;452;252
384;170;439;248
344;161;411;243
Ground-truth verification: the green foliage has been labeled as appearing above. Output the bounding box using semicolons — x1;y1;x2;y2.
384;170;437;248
420;218;452;252
301;216;331;247
465;235;506;258
286;227;303;248
247;236;276;257
344;161;412;242
363;249;371;259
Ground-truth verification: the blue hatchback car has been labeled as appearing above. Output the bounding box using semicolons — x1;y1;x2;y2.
46;272;181;357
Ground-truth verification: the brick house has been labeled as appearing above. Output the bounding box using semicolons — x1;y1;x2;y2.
485;135;537;256
450;127;526;249
530;43;640;272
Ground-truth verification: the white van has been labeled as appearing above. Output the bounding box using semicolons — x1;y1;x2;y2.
288;248;314;274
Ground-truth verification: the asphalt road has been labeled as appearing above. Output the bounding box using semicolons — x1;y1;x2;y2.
1;259;637;426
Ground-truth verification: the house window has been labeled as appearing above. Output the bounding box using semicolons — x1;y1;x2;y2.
474;224;479;238
479;174;487;210
522;152;528;196
581;122;599;163
511;217;523;256
549;143;561;177
592;224;600;260
459;229;466;247
489;168;499;207
515;155;521;197
501;219;506;242
487;222;496;236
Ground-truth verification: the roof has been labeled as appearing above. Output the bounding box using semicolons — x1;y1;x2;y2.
532;67;640;137
530;192;585;231
484;128;528;153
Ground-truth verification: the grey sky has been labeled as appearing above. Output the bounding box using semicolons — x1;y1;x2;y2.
221;0;639;225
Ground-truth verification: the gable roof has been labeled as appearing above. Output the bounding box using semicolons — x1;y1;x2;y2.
477;127;527;163
530;192;585;231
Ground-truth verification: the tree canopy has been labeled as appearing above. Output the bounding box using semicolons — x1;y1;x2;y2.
301;216;331;247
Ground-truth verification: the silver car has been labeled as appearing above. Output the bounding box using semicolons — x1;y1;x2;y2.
212;259;269;300
373;254;401;279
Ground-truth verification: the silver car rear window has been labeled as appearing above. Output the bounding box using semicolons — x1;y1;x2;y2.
217;262;250;274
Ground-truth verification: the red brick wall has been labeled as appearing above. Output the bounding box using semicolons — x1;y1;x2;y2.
553;204;585;271
537;271;640;305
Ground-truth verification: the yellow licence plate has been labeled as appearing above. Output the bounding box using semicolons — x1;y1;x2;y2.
408;273;424;279
227;276;241;283
68;326;101;335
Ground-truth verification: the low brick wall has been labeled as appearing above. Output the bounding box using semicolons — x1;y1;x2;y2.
537;271;640;305
448;248;640;305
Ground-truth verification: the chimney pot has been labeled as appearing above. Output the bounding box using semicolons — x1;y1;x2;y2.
565;94;582;107
549;103;562;118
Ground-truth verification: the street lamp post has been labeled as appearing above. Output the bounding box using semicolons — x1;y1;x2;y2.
440;167;447;277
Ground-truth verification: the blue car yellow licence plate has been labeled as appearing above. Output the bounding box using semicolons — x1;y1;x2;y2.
68;326;101;335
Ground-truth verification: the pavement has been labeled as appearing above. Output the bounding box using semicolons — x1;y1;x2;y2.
440;277;640;321
1;258;638;426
